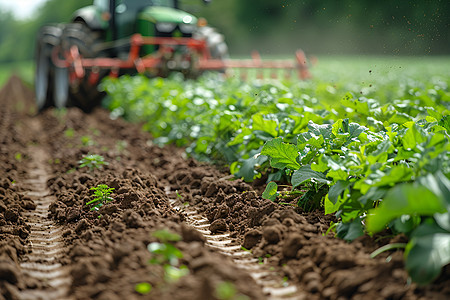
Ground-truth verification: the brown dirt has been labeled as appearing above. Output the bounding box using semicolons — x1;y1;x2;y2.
1;76;449;300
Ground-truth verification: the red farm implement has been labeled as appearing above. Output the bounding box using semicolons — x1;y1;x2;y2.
54;34;311;85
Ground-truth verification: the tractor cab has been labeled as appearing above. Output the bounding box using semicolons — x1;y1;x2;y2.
87;0;195;40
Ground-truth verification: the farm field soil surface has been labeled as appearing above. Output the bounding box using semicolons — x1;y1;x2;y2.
1;76;449;300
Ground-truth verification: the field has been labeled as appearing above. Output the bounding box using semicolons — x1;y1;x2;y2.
0;55;449;300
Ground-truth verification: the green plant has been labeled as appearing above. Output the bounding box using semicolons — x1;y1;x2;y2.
215;281;249;300
367;172;450;285
14;153;22;161
78;154;108;171
115;140;128;152
64;128;75;138
147;229;189;283
101;58;450;286
80;135;95;146
135;282;152;295
86;184;115;211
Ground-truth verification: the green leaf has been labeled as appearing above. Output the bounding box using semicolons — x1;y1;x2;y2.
291;165;328;188
261;138;301;170
427;108;442;121
307;121;333;139
324;193;343;215
235;155;266;182
358;187;388;206
341;93;370;116
328;180;352;205
405;233;450;285
252;114;278;137
366;184;446;233
348;122;366;139
336;218;364;241
391;215;421;234
262;182;278;201
438;115;450;133
402;124;427;150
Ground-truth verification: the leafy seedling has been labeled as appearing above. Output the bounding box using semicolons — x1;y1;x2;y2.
215;281;249;300
64;128;75;138
147;229;188;282
164;265;189;283
80;135;95;146
86;184;115;211
135;282;152;295
14;153;23;162
78;154;108;171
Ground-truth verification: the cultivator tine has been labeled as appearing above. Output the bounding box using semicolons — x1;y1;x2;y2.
240;69;248;81
257;70;264;80
284;70;292;81
55;33;313;84
70;46;84;79
251;50;261;65
88;67;100;86
271;69;278;79
295;50;311;80
135;58;146;73
109;68;119;78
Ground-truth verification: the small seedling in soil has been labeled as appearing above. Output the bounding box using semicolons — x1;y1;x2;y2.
78;154;108;171
115;140;128;152
215;281;249;300
148;231;182;265
164;265;189;283
135;282;152;295
48;158;61;164
80;135;95;146
14;153;23;162
64;128;75;138
147;230;189;282
86;184;115;211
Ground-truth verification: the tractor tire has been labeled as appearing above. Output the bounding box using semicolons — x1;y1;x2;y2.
34;26;63;112
60;22;107;112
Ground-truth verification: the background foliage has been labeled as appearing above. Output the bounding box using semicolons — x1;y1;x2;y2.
0;0;449;63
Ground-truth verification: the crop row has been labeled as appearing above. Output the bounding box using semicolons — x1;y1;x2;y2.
100;61;450;285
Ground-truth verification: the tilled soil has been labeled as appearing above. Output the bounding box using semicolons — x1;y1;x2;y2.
1;76;449;300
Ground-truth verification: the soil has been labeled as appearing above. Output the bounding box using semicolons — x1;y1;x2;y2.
1;76;449;300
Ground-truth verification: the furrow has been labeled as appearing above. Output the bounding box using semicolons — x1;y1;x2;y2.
167;190;299;300
18;147;73;300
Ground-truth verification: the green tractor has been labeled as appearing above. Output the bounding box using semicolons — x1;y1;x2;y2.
35;0;229;112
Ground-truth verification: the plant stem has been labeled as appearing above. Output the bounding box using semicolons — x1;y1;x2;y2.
370;243;407;259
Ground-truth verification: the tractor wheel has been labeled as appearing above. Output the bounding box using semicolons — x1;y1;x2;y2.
53;66;71;109
60;22;107;112
34;26;63;112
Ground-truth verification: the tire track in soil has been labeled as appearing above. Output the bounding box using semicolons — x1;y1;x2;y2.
166;187;299;300
18;138;73;299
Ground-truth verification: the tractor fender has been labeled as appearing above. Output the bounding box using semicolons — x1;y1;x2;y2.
72;7;106;31
38;25;63;48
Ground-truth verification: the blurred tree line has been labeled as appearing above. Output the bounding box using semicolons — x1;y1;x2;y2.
192;0;450;56
0;0;91;63
0;0;448;63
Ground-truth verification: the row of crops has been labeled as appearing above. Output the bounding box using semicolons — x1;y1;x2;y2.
100;57;450;285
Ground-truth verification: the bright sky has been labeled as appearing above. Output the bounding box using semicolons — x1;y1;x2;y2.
0;0;48;19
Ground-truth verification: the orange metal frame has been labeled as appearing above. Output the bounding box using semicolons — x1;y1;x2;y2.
53;34;311;85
